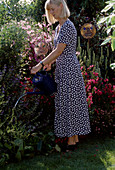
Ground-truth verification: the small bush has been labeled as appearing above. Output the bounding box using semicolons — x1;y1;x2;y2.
81;64;115;137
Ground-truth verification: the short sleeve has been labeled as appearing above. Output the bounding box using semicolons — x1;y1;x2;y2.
57;24;75;45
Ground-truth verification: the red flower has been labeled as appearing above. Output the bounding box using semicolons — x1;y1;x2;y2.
95;109;99;113
111;101;115;104
41;96;44;100
104;78;109;82
27;78;31;81
81;66;83;70
97;90;102;95
93;72;98;76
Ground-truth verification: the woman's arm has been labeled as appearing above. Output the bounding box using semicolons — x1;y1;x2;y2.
31;43;66;74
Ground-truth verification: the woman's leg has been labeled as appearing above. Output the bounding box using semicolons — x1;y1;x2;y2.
68;136;76;145
68;135;79;145
74;135;79;143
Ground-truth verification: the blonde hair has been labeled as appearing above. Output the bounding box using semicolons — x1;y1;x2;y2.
45;0;70;24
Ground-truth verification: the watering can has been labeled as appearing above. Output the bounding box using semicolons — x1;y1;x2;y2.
13;70;57;109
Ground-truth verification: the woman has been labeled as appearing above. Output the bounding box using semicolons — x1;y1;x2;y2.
31;0;91;151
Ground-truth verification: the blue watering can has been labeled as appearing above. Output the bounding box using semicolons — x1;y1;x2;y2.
13;70;57;109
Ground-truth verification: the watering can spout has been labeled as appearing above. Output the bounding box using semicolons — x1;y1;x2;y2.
13;93;27;109
13;91;44;110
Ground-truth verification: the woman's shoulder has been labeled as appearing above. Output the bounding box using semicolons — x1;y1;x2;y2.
66;19;76;28
63;19;76;33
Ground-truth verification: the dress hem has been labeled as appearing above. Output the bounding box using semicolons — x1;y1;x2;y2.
54;131;91;138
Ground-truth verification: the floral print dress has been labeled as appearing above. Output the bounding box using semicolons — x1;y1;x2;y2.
54;19;91;137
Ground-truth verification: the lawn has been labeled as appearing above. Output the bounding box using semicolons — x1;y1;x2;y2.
2;136;115;170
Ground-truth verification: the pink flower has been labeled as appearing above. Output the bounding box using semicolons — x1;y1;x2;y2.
95;109;99;113
111;101;115;104
20;81;24;85
88;80;92;85
89;93;93;96
93;72;99;76
22;26;27;30
81;66;83;70
47;27;50;32
89;65;94;68
29;57;32;60
43;23;46;27
97;90;102;95
30;44;35;49
108;84;112;89
96;77;99;82
47;23;52;27
94;87;97;91
38;22;43;29
42;14;46;17
87;85;91;91
27;78;31;81
41;96;44;100
76;51;80;55
92;79;96;84
104;78;109;82
27;25;31;29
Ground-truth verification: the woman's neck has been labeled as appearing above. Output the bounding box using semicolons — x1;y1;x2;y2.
58;18;68;27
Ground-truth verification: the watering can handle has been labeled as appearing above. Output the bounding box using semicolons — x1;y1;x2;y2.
36;68;47;75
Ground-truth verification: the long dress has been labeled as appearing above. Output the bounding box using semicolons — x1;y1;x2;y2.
54;19;91;137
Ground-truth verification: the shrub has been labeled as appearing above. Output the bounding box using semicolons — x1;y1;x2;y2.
0;17;56;165
81;64;115;137
0;20;29;166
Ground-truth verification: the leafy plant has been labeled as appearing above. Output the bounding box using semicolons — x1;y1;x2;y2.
0;17;56;166
81;65;115;136
97;0;115;51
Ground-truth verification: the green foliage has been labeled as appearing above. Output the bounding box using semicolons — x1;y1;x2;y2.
0;1;10;26
0;0;37;26
0;18;56;165
97;0;115;51
77;37;114;136
77;37;114;80
0;20;30;165
67;0;106;21
0;20;28;50
0;108;29;166
0;20;28;116
66;0;108;57
31;0;46;22
0;0;114;166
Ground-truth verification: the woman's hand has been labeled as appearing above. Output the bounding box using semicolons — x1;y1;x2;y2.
31;64;42;74
43;63;51;71
43;60;56;71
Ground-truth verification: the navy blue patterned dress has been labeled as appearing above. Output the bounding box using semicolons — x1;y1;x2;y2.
54;19;91;137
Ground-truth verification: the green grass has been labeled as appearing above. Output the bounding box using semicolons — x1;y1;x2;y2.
2;137;115;170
